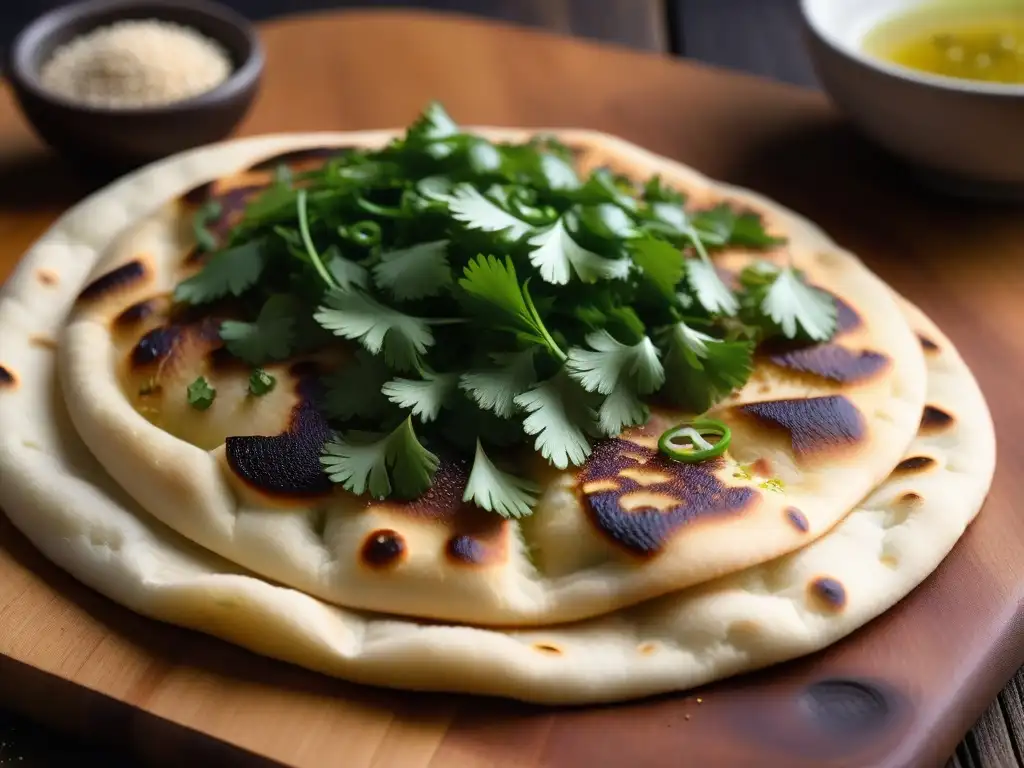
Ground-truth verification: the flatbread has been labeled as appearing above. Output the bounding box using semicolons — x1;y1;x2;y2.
16;130;928;626
0;237;994;703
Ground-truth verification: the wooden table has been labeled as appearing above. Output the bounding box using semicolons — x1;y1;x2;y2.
0;9;1022;767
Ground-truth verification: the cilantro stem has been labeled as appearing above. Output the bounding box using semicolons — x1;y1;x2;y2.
523;280;567;362
686;224;712;264
192;201;222;253
356;194;407;218
297;189;338;290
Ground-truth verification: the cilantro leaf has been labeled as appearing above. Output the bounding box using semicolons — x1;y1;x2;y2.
577;203;639;239
503;142;580;190
459;349;537;418
187;376;216;411
528;215;630;285
596;386;648;436
458;255;565;360
759;267;837;341
643;176;685;205
381;371;459;422
166;101;804;511
321;416;439;500
515;371;595;469
372;240;452;300
440;397;527;451
538;153;580;190
462;440;539;519
575;168;638;212
325;245;370;292
173;239;268;305
630;237;684;299
691;204;783;248
248;369;276;396
192;200;222;252
566;330;664;396
321;351;393;421
219;295;297;365
441;184;533;239
407;101;460;143
685;259;739;316
660;323;754;413
314;288;436;371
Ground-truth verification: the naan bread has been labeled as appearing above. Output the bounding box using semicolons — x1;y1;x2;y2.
47;131;927;625
0;190;994;703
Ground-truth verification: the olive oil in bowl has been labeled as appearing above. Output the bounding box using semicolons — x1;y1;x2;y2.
862;3;1024;85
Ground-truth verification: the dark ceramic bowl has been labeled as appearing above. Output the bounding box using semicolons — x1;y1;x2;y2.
7;0;264;172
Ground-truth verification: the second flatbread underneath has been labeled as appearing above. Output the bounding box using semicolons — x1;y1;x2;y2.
0;289;994;703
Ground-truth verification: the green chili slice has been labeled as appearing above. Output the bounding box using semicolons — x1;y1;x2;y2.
658;418;731;463
339;220;382;247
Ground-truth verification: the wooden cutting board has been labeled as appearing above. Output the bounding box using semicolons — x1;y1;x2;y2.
0;11;1022;768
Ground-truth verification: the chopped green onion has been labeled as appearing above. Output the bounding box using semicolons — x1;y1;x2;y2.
658;418;731;463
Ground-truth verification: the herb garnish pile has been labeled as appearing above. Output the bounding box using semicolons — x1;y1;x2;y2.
175;103;837;518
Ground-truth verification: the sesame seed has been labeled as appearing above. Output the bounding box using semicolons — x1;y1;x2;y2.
39;19;233;108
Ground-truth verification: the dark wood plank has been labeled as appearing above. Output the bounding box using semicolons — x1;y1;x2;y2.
947;743;979;768
0;0;668;52
671;0;818;87
1000;673;1024;764
967;694;1020;768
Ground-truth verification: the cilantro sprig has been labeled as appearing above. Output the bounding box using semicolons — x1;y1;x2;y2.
172;101;837;516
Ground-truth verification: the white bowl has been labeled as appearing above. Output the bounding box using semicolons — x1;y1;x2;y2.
800;0;1024;199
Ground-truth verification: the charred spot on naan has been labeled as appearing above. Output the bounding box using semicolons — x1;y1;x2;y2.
756;292;878;385
808;576;846;612
532;642;563;656
786;507;809;533
361;529;407;569
76;258;151;305
30;336;57;350
447;534;493;566
578;439;758;558
765;345;890;385
0;365;16;388
367;460;511;568
920;405;954;433
36;268;59;287
114;295;170;331
129;318;223;370
918;334;940;353
224;400;333;498
894;456;936;473
733;396;866;462
833;295;862;336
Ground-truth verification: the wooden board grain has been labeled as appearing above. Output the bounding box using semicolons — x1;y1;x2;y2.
0;0;669;53
0;10;1022;768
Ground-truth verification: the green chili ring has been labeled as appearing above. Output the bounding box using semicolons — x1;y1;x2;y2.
338;220;383;247
658;418;732;463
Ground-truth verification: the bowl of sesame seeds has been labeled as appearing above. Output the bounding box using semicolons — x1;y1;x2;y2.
8;0;264;171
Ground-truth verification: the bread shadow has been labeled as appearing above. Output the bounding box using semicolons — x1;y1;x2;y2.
0;150;108;211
